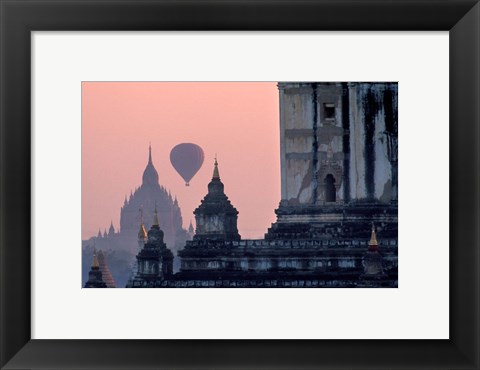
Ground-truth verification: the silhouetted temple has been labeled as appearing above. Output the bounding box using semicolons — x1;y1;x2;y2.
123;82;398;288
266;82;398;241
119;146;187;250
128;161;396;287
84;247;107;288
126;208;174;287
128;83;398;287
193;158;240;242
97;250;116;288
82;145;189;287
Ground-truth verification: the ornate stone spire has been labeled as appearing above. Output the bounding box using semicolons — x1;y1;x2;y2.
142;145;159;186
84;242;107;288
108;221;115;236
129;206;174;287
360;223;385;282
138;209;147;240
97;250;116;288
152;204;159;227
193;158;240;241
368;223;379;251
212;155;220;179
92;243;99;268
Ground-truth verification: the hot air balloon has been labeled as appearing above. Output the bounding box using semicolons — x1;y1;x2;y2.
170;143;205;186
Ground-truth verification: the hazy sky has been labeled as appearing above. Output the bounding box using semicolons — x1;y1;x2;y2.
82;82;280;240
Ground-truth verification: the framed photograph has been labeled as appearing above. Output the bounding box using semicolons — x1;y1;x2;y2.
1;0;479;369
81;80;399;291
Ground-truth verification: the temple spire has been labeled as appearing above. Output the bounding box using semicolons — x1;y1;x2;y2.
194;157;240;241
142;145;159;186
138;208;147;240
369;223;378;251
108;221;115;236
212;155;220;179
96;250;116;288
92;242;100;269
84;240;107;288
153;203;159;227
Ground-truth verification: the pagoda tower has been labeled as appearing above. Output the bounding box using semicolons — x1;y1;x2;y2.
118;145;187;250
84;246;107;288
126;211;148;286
193;158;240;241
126;208;174;287
359;224;387;286
362;224;385;275
97;250;116;288
137;211;148;250
187;220;195;239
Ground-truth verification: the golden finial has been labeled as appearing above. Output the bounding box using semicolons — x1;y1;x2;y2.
138;208;147;239
138;223;147;239
212;154;220;179
92;241;100;269
369;223;378;250
153;203;159;226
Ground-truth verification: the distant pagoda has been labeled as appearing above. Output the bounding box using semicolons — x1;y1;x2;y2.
84;246;107;288
82;145;189;287
97;250;116;288
126;208;174;288
193;158;240;242
119;145;186;249
359;224;387;286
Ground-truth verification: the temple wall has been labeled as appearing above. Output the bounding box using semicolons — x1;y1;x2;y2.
349;84;365;199
280;84;316;203
350;83;397;202
134;277;398;288
278;82;398;205
179;239;397;273
196;215;225;234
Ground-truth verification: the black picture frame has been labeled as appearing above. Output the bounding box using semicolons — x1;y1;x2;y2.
1;1;479;369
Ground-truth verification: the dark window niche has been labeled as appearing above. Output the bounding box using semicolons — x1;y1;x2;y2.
324;103;335;120
324;174;336;202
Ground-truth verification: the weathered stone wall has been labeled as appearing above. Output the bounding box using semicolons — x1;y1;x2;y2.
267;203;398;240
278;82;398;206
279;83;317;203
349;83;398;202
178;239;397;277
152;277;397;288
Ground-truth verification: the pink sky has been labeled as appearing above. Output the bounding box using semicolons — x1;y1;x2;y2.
82;82;280;240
